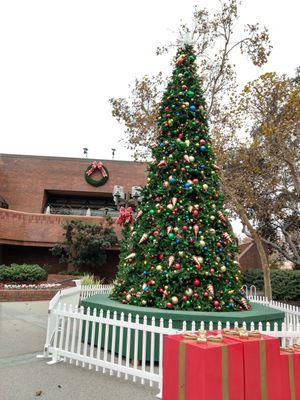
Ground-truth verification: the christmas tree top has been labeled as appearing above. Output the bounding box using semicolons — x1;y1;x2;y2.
111;44;249;312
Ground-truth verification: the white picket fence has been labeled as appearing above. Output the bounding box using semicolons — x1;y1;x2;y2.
40;284;300;398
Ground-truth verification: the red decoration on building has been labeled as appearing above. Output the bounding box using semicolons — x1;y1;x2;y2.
117;207;134;226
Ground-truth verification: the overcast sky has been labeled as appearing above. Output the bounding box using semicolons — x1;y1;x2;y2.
0;0;299;162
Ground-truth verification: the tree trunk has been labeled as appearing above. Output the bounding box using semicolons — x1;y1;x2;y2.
226;193;273;299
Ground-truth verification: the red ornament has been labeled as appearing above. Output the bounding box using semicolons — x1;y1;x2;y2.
210;268;215;274
181;167;185;172
182;225;188;231
217;274;222;279
193;209;199;216
203;291;209;298
153;231;159;237
166;302;173;309
159;288;164;293
177;57;184;65
159;254;164;260
216;242;222;248
193;278;200;286
193;293;199;299
195;264;201;270
178;133;184;139
213;300;220;307
175;263;181;270
182;295;188;301
165;106;170;111
199;139;206;145
182;85;187;90
192;179;198;184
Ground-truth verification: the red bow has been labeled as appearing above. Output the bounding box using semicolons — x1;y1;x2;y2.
117;207;134;225
86;161;108;177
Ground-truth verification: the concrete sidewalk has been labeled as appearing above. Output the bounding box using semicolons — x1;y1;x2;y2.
0;301;158;400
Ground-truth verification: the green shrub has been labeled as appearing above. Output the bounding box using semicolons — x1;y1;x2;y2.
0;264;47;282
80;273;104;286
242;269;300;301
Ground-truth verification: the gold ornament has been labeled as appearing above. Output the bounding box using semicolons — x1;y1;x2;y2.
168;255;175;267
167;226;173;234
172;197;178;206
126;294;132;301
156;265;163;271
207;284;214;295
171;296;178;305
202;184;208;190
185;288;193;297
220;265;227;272
139;233;149;244
193;224;199;236
125;253;136;260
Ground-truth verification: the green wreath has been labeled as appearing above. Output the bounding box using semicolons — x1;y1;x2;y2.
85;163;109;187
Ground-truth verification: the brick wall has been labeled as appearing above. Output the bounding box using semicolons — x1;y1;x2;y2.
0;288;60;302
0;154;147;213
0;208;122;247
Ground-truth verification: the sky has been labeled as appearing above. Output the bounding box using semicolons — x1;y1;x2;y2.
0;0;299;162
0;0;299;238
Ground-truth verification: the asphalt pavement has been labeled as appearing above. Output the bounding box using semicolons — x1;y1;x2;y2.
0;301;158;400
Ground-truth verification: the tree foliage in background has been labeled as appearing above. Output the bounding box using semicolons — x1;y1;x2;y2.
51;219;118;270
225;73;299;268
110;0;271;160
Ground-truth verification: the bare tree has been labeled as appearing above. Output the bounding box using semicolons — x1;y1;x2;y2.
110;0;271;160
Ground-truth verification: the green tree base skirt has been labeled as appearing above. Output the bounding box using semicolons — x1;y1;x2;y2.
81;294;284;361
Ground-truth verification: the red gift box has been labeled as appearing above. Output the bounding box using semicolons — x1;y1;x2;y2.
280;347;300;400
222;330;282;400
163;332;244;400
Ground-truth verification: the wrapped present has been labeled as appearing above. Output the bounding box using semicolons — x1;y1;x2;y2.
163;330;244;400
280;345;300;400
223;328;282;400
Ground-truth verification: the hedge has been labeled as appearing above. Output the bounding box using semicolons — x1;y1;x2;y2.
0;264;47;283
242;269;300;301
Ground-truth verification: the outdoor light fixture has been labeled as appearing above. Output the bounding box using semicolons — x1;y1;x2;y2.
113;185;142;209
83;148;88;158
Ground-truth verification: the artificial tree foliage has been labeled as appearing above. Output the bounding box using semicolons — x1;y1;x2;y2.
111;44;249;312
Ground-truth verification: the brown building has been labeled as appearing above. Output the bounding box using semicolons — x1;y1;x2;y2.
0;153;260;277
0;153;147;279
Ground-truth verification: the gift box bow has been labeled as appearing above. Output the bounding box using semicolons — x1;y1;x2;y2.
223;327;261;339
280;344;300;353
183;330;223;343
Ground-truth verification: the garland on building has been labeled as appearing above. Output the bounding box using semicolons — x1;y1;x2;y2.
111;44;249;312
85;161;109;187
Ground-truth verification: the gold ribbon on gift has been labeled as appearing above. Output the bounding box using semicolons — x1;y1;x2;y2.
223;327;261;339
183;330;223;343
178;331;229;400
224;328;268;400
280;346;296;400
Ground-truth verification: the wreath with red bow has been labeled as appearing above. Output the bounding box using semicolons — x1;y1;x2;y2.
85;161;109;187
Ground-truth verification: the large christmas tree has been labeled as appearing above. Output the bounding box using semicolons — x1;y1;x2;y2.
111;44;249;312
